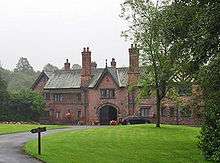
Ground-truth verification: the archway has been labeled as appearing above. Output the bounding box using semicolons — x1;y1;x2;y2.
99;105;117;125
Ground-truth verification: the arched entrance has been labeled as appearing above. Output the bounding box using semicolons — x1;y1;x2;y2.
99;105;117;125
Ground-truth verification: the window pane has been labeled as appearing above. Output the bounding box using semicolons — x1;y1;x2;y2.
140;107;150;117
100;89;115;99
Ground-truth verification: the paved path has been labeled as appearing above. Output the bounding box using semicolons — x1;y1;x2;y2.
0;126;99;163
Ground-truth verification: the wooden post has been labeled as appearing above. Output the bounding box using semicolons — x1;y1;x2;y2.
30;127;46;155
38;132;41;155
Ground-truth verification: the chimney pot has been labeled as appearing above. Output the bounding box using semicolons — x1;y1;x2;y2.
64;59;70;70
111;58;116;68
91;61;97;70
105;59;108;68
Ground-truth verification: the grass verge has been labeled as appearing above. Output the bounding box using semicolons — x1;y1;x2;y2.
0;123;69;135
25;124;210;163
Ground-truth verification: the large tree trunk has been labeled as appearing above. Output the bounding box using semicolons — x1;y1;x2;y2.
156;88;161;128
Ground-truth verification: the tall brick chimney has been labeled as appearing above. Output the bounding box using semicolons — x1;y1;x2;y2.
64;59;70;70
128;44;140;86
111;58;116;68
81;47;91;86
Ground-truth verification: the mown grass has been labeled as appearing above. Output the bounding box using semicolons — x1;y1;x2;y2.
25;124;210;163
0;123;68;135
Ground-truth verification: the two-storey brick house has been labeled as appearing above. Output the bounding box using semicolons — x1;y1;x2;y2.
32;45;199;125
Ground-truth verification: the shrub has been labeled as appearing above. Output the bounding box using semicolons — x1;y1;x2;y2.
0;90;45;122
198;56;220;161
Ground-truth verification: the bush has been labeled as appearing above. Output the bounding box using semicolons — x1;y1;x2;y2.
199;98;220;161
0;90;45;122
198;56;220;161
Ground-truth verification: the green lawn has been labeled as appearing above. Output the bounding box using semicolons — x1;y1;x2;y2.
0;123;68;135
25;124;210;163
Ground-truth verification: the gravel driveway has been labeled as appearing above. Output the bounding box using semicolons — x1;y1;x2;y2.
0;126;99;163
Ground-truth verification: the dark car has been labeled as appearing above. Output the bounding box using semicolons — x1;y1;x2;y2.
121;116;151;125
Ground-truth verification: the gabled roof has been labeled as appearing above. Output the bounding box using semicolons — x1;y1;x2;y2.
41;67;129;90
31;70;49;89
91;67;120;88
44;71;54;78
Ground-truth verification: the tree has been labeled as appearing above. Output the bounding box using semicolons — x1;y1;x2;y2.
14;57;34;74
162;0;220;161
198;56;220;161
2;90;46;122
121;0;177;127
0;67;40;92
163;0;220;74
43;63;59;72
0;71;8;103
7;72;40;92
72;64;81;69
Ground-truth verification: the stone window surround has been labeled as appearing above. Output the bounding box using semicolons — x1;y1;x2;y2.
100;89;116;99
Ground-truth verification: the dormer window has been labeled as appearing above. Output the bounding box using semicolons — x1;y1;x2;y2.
100;89;115;99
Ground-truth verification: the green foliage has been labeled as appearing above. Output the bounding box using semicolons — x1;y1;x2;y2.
164;0;220;74
0;90;45;122
72;64;81;69
0;64;40;92
7;71;40;92
43;63;59;72
121;0;178;127
0;70;8;103
14;57;34;74
0;57;45;122
164;0;220;161
25;125;207;163
198;56;220;161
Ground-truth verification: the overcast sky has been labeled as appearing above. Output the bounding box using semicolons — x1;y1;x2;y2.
0;0;131;71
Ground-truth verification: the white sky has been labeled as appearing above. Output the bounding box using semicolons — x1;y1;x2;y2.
0;0;130;71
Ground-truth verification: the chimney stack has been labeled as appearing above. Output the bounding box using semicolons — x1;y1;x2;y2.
111;58;116;68
64;59;70;70
129;44;139;72
128;44;140;86
81;47;92;86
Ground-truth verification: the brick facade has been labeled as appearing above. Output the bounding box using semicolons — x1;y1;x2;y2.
33;45;200;125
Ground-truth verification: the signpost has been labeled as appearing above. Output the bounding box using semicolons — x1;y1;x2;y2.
30;127;47;155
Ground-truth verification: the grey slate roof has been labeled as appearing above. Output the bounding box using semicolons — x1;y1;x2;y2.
117;67;128;87
44;67;129;89
44;71;54;78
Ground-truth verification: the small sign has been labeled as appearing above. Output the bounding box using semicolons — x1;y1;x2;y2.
30;127;46;133
30;127;47;155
